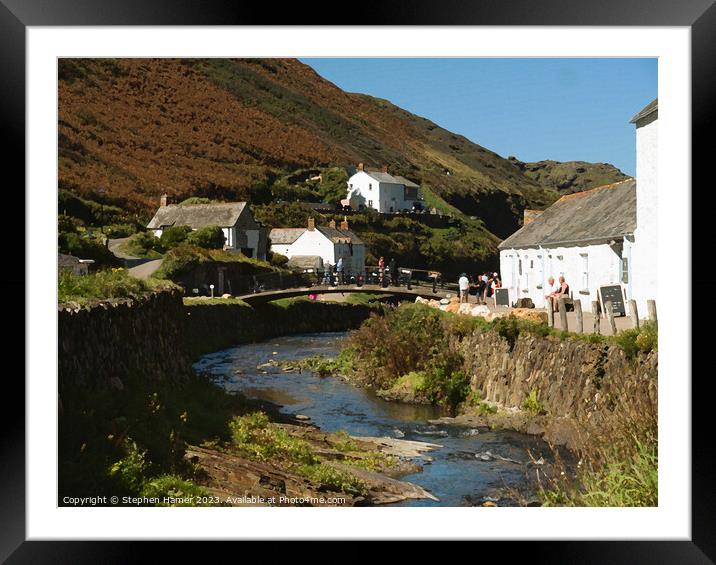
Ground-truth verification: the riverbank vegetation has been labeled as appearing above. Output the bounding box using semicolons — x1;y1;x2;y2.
58;269;177;304
335;302;658;506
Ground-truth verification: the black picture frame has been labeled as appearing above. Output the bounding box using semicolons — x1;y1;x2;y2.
2;0;711;560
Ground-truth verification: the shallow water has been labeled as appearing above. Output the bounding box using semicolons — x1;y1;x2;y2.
193;332;550;506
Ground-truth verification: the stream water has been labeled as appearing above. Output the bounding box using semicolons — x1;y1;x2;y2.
193;332;550;506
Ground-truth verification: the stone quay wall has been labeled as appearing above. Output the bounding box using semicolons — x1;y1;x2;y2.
59;290;376;392
457;330;657;425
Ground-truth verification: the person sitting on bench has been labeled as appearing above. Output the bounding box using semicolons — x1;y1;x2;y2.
548;276;570;311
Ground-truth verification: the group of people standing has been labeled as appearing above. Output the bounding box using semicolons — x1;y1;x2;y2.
459;271;501;304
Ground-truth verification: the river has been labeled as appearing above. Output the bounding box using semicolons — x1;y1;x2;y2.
193;332;550;506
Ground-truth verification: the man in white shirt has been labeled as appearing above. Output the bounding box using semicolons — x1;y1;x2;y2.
458;273;470;303
545;276;560;311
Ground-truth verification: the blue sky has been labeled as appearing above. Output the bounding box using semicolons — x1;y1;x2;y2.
301;58;657;177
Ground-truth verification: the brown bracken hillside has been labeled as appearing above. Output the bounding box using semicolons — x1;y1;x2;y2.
58;58;626;238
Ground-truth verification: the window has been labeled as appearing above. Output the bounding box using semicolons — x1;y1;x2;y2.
368;183;372;191
621;257;629;283
580;253;589;290
368;199;373;208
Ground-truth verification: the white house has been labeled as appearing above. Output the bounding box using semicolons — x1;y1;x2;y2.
498;98;658;315
147;195;267;260
344;163;422;213
269;217;365;275
498;180;636;309
628;99;658;316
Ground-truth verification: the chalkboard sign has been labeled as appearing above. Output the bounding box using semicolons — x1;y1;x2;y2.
494;288;510;307
598;285;626;317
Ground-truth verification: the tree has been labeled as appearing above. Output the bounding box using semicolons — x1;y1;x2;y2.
186;225;225;249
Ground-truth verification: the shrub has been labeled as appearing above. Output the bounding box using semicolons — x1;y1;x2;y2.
522;389;546;415
58;231;122;269
58;269;158;303
160;225;192;249
228;412;316;465
102;223;136;238
124;231;163;257
180;197;213;205
139;475;211;505
417;366;471;412
107;439;148;493
613;321;658;359
186;225;226;249
268;251;289;268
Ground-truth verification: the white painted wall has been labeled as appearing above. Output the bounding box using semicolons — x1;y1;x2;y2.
630;115;658;316
270;229;366;275
499;242;626;309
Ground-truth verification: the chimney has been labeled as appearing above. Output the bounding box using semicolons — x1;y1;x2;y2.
340;216;349;231
160;193;169;207
357;162;364;172
523;209;544;226
382;164;388;173
307;217;316;231
328;218;336;229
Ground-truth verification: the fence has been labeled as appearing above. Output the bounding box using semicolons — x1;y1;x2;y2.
546;297;657;334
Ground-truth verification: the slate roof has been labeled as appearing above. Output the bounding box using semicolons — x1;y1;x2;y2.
147;202;248;230
364;170;420;188
316;225;364;245
269;228;307;245
498;179;636;250
630;98;658;124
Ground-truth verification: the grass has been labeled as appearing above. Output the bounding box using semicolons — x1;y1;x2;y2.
59;368;253;505
228;413;368;495
58;269;177;304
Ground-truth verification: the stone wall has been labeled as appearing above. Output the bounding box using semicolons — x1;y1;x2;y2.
457;330;657;425
59;289;193;393
59;290;376;392
183;300;375;360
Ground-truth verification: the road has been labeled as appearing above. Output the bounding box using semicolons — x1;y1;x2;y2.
107;237;164;278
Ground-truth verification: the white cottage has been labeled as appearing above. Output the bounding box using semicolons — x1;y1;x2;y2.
498;98;658;315
147;196;267;260
269;217;365;275
344;163;421;213
498;180;636;309
628;99;658;316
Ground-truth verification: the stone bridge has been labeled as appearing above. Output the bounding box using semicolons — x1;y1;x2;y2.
236;284;452;306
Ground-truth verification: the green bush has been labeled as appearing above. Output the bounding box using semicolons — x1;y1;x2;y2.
160;225;192;249
139;475;211;506
228;412;316;465
58;231;122;269
522;389;546;415
417;366;471;411
102;223;136;238
180;197;213;205
613;321;658;359
58;269;160;303
124;231;163;258
186;225;226;249
268;251;290;268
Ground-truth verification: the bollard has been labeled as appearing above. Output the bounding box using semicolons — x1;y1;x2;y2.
574;299;583;334
592;301;601;335
605;300;617;335
558;297;569;332
547;300;554;328
647;300;657;323
628;299;640;330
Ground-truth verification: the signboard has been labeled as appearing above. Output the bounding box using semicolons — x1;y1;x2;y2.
598;285;626;317
494;287;510;307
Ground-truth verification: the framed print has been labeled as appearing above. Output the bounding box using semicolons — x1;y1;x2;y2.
3;0;713;560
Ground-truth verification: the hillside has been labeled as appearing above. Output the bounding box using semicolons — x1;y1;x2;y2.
58;58;627;263
508;158;629;194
